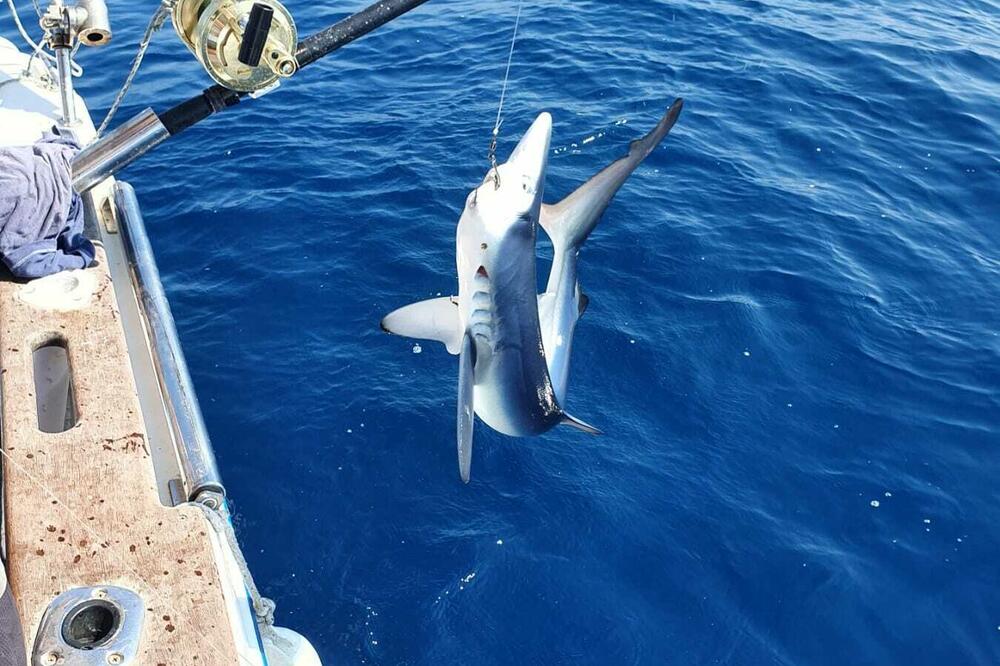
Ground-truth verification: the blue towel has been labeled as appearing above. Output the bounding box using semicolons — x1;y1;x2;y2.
0;127;95;279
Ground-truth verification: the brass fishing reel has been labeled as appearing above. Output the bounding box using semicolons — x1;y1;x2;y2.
172;0;298;93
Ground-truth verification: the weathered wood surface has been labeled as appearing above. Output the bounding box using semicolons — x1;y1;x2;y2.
0;247;241;664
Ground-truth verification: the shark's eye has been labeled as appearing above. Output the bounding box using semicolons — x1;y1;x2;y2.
480;243;488;250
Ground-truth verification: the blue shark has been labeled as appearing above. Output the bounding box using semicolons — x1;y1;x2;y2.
382;99;683;482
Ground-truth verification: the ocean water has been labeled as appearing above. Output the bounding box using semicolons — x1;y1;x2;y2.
6;0;1000;663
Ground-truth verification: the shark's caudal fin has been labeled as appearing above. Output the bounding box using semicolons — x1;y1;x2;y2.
540;98;684;253
380;297;462;354
457;332;476;483
561;412;602;435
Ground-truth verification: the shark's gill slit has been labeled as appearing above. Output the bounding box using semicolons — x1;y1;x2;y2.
33;336;78;433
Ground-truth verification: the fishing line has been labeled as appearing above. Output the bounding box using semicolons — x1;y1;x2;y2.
487;0;523;189
96;0;175;137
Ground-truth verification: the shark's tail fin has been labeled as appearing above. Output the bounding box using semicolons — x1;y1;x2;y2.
539;98;684;253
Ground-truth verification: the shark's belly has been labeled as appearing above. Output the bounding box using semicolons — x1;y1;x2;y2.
460;220;562;436
472;305;562;437
473;358;561;436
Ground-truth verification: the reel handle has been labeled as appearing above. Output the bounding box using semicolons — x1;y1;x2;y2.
238;3;274;67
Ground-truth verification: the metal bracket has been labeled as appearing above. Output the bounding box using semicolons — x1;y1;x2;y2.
99;195;118;234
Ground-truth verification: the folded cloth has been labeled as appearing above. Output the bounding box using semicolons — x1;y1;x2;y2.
0;127;95;279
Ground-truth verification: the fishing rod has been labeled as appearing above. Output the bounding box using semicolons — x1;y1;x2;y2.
71;0;432;193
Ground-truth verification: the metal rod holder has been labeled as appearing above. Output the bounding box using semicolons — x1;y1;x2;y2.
71;109;169;193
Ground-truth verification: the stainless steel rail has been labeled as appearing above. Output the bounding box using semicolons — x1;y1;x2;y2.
114;181;224;504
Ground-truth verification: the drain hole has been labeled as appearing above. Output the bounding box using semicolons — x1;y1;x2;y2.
62;600;120;649
33;339;77;433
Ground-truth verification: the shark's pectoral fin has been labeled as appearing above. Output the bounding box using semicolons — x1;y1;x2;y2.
561;412;602;435
578;292;589;317
457;331;476;483
381;296;462;354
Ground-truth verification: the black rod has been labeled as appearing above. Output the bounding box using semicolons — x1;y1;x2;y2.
73;0;432;192
296;0;431;68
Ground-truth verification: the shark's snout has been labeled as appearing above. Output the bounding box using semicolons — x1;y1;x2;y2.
470;112;552;218
506;112;552;182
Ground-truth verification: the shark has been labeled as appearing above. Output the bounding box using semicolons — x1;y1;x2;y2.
381;98;683;482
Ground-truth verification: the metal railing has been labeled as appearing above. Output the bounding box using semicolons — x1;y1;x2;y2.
113;181;224;505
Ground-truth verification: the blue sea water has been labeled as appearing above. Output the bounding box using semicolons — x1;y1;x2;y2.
7;0;1000;663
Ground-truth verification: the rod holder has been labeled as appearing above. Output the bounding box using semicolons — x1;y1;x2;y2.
77;0;112;45
71;109;170;193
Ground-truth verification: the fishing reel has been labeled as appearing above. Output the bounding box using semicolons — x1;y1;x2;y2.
172;0;298;93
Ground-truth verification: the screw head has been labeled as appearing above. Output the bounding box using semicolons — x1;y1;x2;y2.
41;651;59;666
107;653;123;665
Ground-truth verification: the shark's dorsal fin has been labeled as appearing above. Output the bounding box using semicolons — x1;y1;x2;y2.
541;98;684;252
380;296;462;354
457;332;476;483
560;412;602;435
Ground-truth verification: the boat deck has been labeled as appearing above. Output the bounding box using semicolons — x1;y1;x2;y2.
0;36;249;665
0;254;244;665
